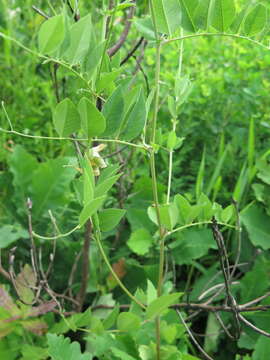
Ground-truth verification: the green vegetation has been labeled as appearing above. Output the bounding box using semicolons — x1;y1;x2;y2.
1;1;270;359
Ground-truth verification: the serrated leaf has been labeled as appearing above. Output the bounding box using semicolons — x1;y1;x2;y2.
244;4;267;36
53;98;80;137
14;264;36;303
38;15;65;54
64;14;93;65
98;208;126;232
79;196;105;227
127;228;154;255
211;0;236;32
47;334;90;360
146;293;182;320
78;97;106;138
117;312;141;332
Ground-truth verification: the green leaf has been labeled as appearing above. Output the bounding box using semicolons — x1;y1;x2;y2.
102;84;125;137
47;334;90;360
170;228;217;265
99;209;126;232
253;336;270;360
244;4;267;36
151;0;181;35
117;312;141;332
134;17;155;40
32;158;76;216
145;293;182;320
53;98;80;137
194;0;215;30
0;225;28;249
21;345;48;360
64;14;93;65
111;347;137;360
174;194;192;224
211;0;236;32
78;97;106;138
121;89;147;141
167;131;177;150
178;0;199;32
148;203;179;230
38;15;65;54
79;196;105;227
241;204;270;250
82;159;95;205
94;174;121;198
147;280;157;305
127;228;153;255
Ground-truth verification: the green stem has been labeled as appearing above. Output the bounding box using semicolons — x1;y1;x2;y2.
162;32;270;50
149;2;164;359
94;216;146;310
0;127;148;150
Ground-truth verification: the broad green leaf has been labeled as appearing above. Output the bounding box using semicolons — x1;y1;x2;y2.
111;348;137;360
65;14;93;65
174;194;192;224
134;17;155;40
211;0;236;32
83;41;105;80
253;336;270;360
103;304;119;330
194;0;215;30
98;208;126;232
78;97;106;138
151;0;182;36
241;204;270;250
98;164;119;184
178;0;199;32
79;196;105;227
102;85;125;137
170;228;217;265
167;131;177;150
32;158;76;216
240;257;270;303
127;228;153;256
197;193;214;221
53;98;80;137
147;280;157;305
244;4;267;36
145;293;182;320
47;334;90;360
117;312;141;332
97;70;121;93
221;204;234;223
94;174;121;198
0;225;28;249
38;15;65;54
121;89;147;141
82;158;95;205
148;203;178;230
21;345;48;360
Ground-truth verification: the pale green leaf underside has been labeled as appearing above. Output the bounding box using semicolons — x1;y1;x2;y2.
38;15;65;54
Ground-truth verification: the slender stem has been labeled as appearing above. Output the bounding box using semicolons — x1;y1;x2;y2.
162;32;270;50
167;221;236;237
149;2;164;359
32;225;80;240
166;121;176;203
94;217;146;310
0;128;148;150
